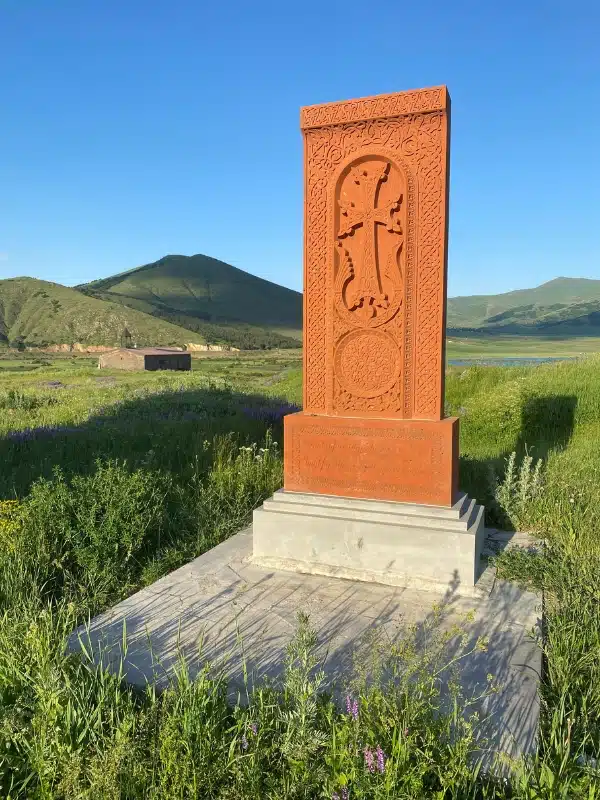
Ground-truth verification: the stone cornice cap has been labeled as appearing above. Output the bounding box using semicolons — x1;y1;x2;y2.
300;86;449;130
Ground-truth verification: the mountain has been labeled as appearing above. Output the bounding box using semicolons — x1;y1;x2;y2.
0;277;208;349
5;264;599;351
77;253;303;346
1;253;303;351
447;278;600;335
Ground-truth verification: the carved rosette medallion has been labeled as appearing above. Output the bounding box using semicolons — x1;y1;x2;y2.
334;329;401;399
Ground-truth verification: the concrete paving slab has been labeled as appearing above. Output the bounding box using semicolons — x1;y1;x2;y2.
69;525;542;772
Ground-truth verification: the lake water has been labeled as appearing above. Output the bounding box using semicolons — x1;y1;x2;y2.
447;357;576;368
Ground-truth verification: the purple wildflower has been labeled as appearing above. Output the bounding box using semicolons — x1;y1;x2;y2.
250;722;258;735
332;790;349;800
241;734;248;751
345;695;359;721
6;424;79;443
376;745;386;774
364;747;375;773
240;402;301;424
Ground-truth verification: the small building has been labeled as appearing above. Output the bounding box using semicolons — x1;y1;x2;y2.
98;347;191;371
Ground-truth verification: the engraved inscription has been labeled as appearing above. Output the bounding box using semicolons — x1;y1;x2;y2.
299;434;441;491
285;417;456;505
301;86;447;129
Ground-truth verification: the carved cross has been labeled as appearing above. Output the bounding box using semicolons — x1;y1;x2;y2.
337;162;402;318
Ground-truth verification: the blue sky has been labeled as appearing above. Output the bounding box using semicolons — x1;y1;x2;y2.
1;0;598;297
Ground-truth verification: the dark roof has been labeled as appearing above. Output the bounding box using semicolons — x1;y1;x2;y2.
134;348;187;356
104;347;186;357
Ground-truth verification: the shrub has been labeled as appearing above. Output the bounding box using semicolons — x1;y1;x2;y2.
14;460;170;610
490;450;545;530
172;432;282;559
0;390;58;412
0;500;21;552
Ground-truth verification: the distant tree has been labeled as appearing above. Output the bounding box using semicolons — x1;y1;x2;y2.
121;327;132;348
10;336;26;352
66;320;77;352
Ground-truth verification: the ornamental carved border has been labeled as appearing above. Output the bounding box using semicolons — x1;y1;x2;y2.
302;87;449;421
301;86;448;130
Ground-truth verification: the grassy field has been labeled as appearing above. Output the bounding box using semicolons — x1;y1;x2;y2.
4;330;598;376
0;351;599;796
447;334;600;359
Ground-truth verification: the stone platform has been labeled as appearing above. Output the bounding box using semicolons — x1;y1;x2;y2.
69;525;541;770
253;490;485;594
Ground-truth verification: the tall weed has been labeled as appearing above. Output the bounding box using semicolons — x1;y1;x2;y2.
490;450;545;530
0;389;58;412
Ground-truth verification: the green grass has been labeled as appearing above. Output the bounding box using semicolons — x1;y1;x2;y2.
446;335;600;359
0;354;599;796
446;357;600;794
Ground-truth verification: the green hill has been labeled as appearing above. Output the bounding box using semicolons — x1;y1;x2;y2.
447;278;600;335
77;253;303;346
0;277;208;349
75;289;301;350
6;262;599;351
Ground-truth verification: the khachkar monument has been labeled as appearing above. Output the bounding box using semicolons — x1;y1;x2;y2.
254;86;485;591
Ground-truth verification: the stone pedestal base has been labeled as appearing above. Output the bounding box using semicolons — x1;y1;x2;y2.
284;413;459;507
253;490;486;593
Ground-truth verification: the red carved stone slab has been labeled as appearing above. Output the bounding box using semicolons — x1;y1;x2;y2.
287;86;457;506
301;86;450;421
284;413;458;507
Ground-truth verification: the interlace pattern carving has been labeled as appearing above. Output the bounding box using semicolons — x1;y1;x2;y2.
414;112;446;418
303;90;448;420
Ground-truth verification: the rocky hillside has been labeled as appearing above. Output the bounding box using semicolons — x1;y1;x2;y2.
0;278;206;349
